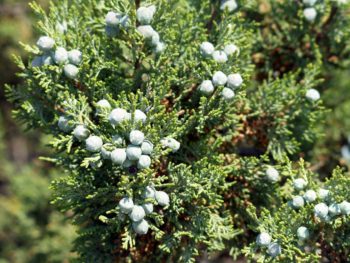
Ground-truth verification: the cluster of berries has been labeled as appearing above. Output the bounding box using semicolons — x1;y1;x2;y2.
96;100;180;153
32;36;82;79
136;5;165;54
256;185;349;258
101;129;153;170
59;100;152;170
105;5;164;54
313;193;350;221
290;178;315;209
198;71;243;101
296;201;350;242
290;178;320;209
105;11;129;37
256;232;282;258
200;41;239;63
118;186;170;235
58;99;180;170
290;178;350;220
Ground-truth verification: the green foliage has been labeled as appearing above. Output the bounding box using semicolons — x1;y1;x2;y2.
241;65;326;160
6;0;350;262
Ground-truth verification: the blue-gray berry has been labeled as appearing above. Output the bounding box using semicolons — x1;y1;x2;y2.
137;25;156;39
141;140;153;155
126;145;142;161
31;56;43;68
132;219;149;235
256;232;271;246
292;196;305;208
339;201;350;215
123;158;134;168
119;15;129;28
105;25;119;37
318;188;329;200
119;197;134;214
306;88;320;101
42;54;53;66
224;44;239;56
267;242;281;257
297;226;310;240
227;73;243;89
303;0;317;5
220;0;238;12
136;6;156;24
36;36;55;51
143;186;156;199
137;155;151;169
110;148;127;165
54;47;69;65
64;64;79;79
341;145;350;162
212;50;228;63
85;136;103;152
111;135;124;146
198;80;214;95
200;42;215;57
151;32;160;46
303;190;317;203
96;99;111;113
154;42;165;54
73;125;90;141
265;167;280;182
155;191;170;206
109;108;128;125
142;203;154;214
129;205;146;222
56;21;68;34
105;11;122;27
160;137;180;152
31;54;54;68
314;203;329;219
293;178;307;190
304;8;317;22
328;203;341;216
58;116;73;132
129;130;145;145
212;71;227;86
112;134;125;146
68;49;82;65
101;146;112;160
221;88;235;101
134;109;147;123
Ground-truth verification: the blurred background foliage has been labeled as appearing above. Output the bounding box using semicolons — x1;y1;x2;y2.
0;0;75;262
